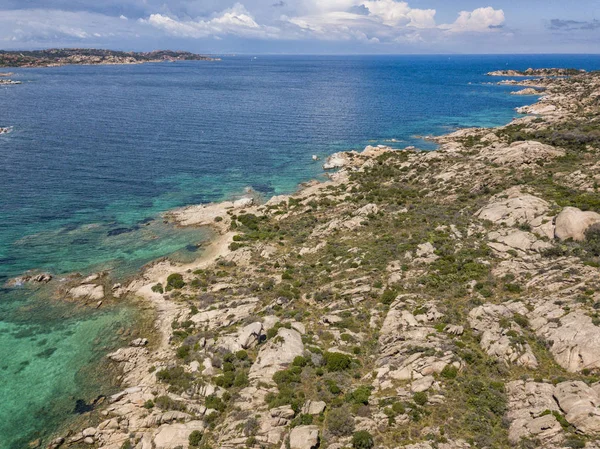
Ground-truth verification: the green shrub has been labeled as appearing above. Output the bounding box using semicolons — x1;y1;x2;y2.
440;365;459;379
236;350;248;361
188;430;203;447
346;386;371;405
215;371;235;389
326;406;355;436
151;283;164;294
380;288;397;305
326;379;341;395
392;402;405;414
176;345;191;359
166;273;185;290
292;356;308;367
155;395;186;411
234;372;249;388
143;399;154;409
273;366;302;385
205;395;226;412
324;352;353;372
155;366;194;392
120;440;132;449
352;431;374;449
413;391;428;406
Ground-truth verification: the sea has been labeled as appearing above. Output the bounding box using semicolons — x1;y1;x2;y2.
2;54;600;448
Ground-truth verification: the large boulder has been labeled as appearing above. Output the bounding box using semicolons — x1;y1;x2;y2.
153;421;205;449
249;328;304;383
476;188;550;227
534;312;600;373
69;284;104;301
506;381;562;444
479;141;564;167
554;207;600;241
554;381;600;434
289;425;319;449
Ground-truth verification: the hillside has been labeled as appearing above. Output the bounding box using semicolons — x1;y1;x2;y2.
42;69;600;449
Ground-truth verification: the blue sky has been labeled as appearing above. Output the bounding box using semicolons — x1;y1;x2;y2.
0;0;598;53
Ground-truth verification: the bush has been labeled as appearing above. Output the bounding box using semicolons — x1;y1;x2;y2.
166;273;185;290
155;395;186;411
205;395;226;412
440;365;458;379
352;431;374;449
346;386;371;405
155;366;194;392
326;406;355;436
143;399;154;409
176;345;191;359
324;352;353;372
292;356;308;367
380;288;397;305
273;366;302;385
215;371;235;389
413;391;427;406
188;430;203;447
151;283;164;294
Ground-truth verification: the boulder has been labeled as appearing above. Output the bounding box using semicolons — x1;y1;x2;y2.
535;312;600;372
554;207;600;241
238;322;264;349
506;380;562;444
130;338;148;347
353;203;378;217
289;425;319;449
554;381;600;434
153;421;205;449
301;400;326;415
511;88;544;96
476;188;550;227
249;328;304;383
69;284;104;301
479;141;564;166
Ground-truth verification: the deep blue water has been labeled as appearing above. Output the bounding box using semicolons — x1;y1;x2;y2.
1;54;600;448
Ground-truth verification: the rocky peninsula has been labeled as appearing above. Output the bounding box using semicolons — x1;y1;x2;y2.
37;69;600;449
0;49;218;68
487;68;585;77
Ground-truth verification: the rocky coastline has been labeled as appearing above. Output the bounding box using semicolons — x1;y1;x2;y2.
487;68;585;77
30;68;600;449
0;49;218;68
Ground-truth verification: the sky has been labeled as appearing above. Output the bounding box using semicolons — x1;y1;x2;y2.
0;0;599;54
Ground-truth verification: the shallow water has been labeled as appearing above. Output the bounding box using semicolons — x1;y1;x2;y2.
2;54;600;448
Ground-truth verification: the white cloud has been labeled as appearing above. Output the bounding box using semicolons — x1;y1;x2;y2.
0;2;509;50
141;3;276;39
361;0;436;28
0;9;138;44
441;6;505;32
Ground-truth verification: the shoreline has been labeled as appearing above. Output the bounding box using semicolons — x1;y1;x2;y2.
25;67;600;449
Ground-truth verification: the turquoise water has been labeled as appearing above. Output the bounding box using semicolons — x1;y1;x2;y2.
2;54;600;448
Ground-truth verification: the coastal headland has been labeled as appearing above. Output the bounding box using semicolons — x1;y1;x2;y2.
0;49;218;68
17;68;600;449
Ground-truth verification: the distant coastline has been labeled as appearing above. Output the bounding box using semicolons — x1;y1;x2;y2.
0;48;219;68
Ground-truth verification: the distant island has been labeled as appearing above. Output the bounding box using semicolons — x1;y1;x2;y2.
0;48;219;68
